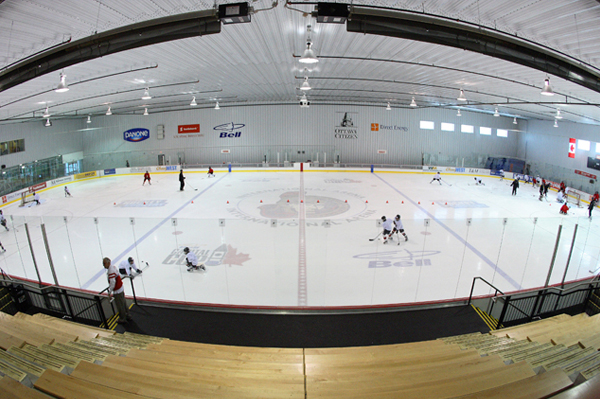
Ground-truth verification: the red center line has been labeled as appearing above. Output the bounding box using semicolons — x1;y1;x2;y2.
297;171;307;306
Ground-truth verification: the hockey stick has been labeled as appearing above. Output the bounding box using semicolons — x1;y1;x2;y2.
441;180;452;186
138;261;150;273
369;232;382;241
187;183;199;191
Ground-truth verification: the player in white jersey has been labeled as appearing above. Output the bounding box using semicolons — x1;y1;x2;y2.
184;247;206;272
499;169;505;181
473;177;484;185
430;171;442;185
0;210;8;231
392;215;408;243
381;216;394;244
118;257;142;276
64;186;72;197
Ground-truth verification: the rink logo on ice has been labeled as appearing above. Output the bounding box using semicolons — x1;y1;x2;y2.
123;128;150;142
353;249;440;268
214;122;245;138
162;244;251;267
324;178;362;184
118;200;167;207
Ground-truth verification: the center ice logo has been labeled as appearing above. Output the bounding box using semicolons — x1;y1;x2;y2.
353;249;440;268
124;128;150;142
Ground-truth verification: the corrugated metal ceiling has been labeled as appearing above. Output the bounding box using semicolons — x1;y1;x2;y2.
0;0;599;126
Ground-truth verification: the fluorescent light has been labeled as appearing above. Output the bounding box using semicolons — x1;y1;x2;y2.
494;108;499;117
44;118;52;127
457;89;467;101
554;119;558;128
386;102;391;111
43;106;50;118
457;109;462;117
143;108;149;116
86;115;91;124
215;101;220;110
555;109;563;119
299;25;318;64
190;96;197;106
410;97;417;107
513;117;517;125
106;107;112;116
141;88;152;100
55;73;69;93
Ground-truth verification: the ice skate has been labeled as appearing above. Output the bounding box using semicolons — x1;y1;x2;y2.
405;236;408;241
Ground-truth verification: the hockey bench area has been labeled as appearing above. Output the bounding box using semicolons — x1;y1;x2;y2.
0;165;598;309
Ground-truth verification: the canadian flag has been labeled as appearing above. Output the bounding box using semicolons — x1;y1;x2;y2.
568;138;576;158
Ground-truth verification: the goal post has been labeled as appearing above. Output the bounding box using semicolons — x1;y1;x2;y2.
18;192;32;207
566;191;582;208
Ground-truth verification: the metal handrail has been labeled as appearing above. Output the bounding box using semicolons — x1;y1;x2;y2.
492;278;600;301
467;276;505;305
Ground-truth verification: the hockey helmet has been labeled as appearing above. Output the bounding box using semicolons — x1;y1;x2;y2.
381;216;386;221
395;215;400;220
128;257;134;263
183;247;190;254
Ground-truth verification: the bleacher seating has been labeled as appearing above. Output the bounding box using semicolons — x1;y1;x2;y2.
0;311;598;397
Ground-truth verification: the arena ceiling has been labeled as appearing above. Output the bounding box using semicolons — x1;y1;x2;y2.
1;0;600;126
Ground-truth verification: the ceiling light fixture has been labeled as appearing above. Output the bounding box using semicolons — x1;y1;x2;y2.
300;94;310;108
106;106;112;116
541;76;554;96
215;101;220;110
513;117;518;125
386;102;391;111
141;88;152;100
494;107;499;117
44;118;52;127
43;106;51;118
55;73;69;93
190;96;197;106
299;25;319;64
457;109;462;117
300;76;311;91
457;89;467;101
554;119;558;128
555;109;563;119
410;97;417;107
86;115;91;124
143;108;149;116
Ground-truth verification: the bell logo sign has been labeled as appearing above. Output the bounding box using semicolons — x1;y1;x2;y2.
124;128;150;142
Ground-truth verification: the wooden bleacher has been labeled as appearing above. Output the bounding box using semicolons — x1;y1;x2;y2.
0;311;599;397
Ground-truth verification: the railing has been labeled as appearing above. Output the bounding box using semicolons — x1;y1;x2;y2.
469;276;600;329
0;278;112;327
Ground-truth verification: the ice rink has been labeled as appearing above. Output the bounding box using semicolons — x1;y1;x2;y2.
1;168;599;308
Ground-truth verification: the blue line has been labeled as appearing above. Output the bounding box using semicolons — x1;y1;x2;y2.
374;174;522;290
81;174;227;289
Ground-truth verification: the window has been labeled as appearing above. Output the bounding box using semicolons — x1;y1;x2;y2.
480;127;492;135
497;129;508;138
461;125;474;133
0;139;24;156
596;143;600;153
578;140;590;151
420;121;434;130
441;123;455;132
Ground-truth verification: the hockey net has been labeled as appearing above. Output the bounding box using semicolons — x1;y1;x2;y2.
566;191;582;208
18;192;32;207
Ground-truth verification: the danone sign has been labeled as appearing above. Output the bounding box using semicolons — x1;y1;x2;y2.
124;128;150;142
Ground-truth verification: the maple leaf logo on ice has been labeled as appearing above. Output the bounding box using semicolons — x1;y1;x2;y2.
222;245;251;266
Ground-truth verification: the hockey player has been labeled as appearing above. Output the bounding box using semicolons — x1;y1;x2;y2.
430;171;442;185
33;191;40;205
538;183;545;201
179;170;186;191
184;247;206;272
207;166;215;178
392;215;408;243
143;171;151;185
118;257;142;276
64;186;72;197
557;190;565;203
473;177;484;186
499;169;505;181
381;216;394;244
0;210;8;231
589;196;597;219
510;178;519;196
560;203;570;215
